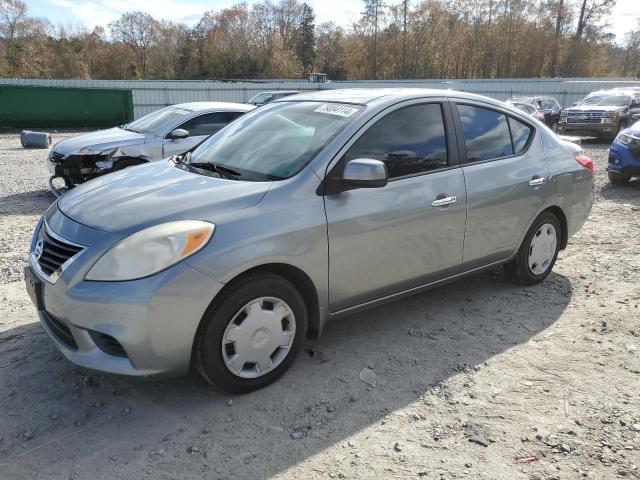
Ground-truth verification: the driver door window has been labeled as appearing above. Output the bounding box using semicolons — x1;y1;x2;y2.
344;103;448;179
178;112;240;137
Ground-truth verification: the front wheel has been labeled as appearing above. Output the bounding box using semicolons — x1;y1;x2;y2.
193;272;308;393
504;212;561;286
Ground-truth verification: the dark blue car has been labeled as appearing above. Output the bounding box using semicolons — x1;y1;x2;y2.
608;120;640;184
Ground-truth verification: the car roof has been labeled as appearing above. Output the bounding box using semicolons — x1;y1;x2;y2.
252;91;299;95
511;95;556;101
587;89;632;96
173;102;255;112
613;86;640;92
278;88;509;108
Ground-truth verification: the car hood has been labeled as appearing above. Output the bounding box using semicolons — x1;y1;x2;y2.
564;105;625;113
52;127;146;156
58;160;271;234
624;121;640;136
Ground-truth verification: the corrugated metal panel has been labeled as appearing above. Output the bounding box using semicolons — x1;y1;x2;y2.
1;77;639;119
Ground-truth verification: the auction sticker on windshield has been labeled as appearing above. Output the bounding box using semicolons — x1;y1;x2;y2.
314;104;360;118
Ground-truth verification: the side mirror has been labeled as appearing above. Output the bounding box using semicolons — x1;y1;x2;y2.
341;158;388;189
167;128;189;140
320;158;388;195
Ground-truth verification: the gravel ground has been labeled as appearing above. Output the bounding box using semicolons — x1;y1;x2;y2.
0;132;639;480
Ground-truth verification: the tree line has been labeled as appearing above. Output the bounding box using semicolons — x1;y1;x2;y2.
1;0;639;81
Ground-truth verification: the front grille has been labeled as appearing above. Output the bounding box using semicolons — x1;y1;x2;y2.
565;111;609;124
37;229;83;276
89;331;128;358
567;117;604;124
42;311;78;349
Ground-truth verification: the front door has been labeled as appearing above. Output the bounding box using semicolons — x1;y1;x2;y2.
324;102;467;312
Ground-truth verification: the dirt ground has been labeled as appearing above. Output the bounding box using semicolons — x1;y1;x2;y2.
0;132;638;480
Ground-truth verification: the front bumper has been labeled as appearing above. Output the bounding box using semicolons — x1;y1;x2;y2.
558;121;617;135
28;207;224;377
608;141;640;177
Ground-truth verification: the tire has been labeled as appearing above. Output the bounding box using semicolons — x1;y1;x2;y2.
193;272;308;393
608;170;630;184
504;211;561;286
551;121;558;133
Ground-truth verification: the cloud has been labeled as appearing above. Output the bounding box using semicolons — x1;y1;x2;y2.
49;0;210;28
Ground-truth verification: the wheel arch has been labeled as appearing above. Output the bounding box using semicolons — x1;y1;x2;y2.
207;263;322;340
541;205;568;250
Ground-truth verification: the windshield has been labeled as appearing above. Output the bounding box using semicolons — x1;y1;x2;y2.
539;100;555;110
188;101;363;181
579;94;629;107
125;106;192;133
248;93;274;104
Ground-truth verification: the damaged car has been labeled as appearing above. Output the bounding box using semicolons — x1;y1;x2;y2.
47;102;254;196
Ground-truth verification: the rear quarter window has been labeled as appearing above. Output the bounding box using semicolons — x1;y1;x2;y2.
508;117;533;153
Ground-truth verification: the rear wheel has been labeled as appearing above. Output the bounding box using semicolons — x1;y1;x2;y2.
608;171;630;184
504;212;561;286
193;272;308;393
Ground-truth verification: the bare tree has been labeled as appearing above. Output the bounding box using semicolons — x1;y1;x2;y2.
109;12;159;78
0;0;27;74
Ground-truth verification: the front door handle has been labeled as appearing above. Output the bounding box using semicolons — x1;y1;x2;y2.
431;195;457;207
528;176;547;186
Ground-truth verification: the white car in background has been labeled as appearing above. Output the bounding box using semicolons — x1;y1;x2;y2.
47;102;254;196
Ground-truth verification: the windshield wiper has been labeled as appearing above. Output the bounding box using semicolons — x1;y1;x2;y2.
189;162;242;180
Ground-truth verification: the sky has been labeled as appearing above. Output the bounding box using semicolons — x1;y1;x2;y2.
26;0;640;44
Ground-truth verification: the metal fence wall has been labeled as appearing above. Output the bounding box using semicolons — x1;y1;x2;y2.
2;77;640;119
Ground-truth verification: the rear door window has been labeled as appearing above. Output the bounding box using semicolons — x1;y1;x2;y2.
344;103;448;179
457;105;514;162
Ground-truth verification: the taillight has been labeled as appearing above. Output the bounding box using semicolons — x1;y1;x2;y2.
575;155;594;177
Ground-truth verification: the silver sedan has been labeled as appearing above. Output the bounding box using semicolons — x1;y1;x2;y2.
47;102;254;196
26;89;594;392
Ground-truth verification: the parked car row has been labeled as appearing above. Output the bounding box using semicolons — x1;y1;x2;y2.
505;87;640;185
27;88;595;392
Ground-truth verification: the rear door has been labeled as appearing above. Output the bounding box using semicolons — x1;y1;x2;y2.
162;112;244;157
452;101;550;268
324;100;467;312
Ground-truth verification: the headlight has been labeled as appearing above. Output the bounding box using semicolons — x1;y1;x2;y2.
86;221;214;281
77;147;97;155
615;133;631;145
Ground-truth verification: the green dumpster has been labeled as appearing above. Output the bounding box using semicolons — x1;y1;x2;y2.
0;85;134;128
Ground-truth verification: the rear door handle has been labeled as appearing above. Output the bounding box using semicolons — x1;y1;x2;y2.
431;195;457;207
528;176;547;186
